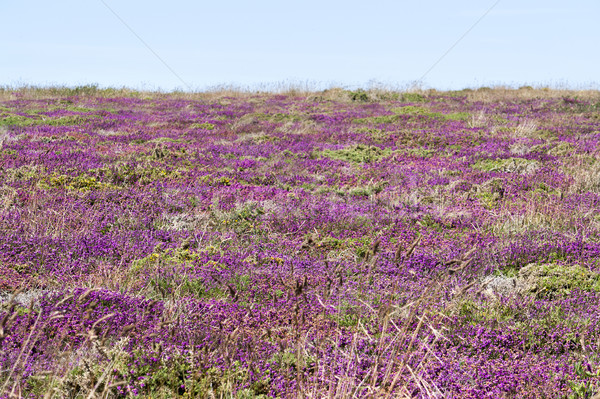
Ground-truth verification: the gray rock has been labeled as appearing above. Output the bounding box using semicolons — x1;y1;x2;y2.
0;289;50;309
481;275;518;300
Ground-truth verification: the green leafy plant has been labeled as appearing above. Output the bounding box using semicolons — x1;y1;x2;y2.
401;93;426;102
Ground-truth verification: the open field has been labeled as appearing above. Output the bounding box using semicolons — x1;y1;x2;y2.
1;86;600;398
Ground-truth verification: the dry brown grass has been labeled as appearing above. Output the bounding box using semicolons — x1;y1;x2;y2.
563;155;600;195
2;85;598;104
464;86;600;103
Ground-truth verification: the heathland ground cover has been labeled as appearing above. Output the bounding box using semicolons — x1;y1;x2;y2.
1;86;600;398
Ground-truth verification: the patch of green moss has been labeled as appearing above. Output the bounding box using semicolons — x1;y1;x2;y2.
129;252;160;274
62;105;96;113
391;106;432;116
320;144;393;164
42;115;99;126
0;114;36;127
1;112;99;127
54;84;102;97
401;93;426;102
42;104;97;113
189;122;215;130
130;249;233;299
521;263;600;299
492;115;510;124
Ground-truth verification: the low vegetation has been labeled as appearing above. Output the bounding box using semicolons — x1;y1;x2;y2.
1;86;600;398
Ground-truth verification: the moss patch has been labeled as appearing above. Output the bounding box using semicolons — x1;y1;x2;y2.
319;144;393;164
0;114;37;127
352;114;401;125
392;106;470;121
518;263;600;299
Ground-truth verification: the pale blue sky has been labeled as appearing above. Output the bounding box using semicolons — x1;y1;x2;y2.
2;1;598;91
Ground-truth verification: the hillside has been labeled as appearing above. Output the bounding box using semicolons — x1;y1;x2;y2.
1;87;600;398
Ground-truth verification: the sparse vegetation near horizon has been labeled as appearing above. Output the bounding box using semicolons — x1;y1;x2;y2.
1;86;600;398
2;82;600;101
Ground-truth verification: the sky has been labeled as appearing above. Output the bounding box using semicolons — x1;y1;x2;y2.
2;0;599;91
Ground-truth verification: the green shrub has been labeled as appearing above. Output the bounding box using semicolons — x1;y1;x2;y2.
0;114;36;127
389;106;470;122
401;93;426;102
444;112;470;121
348;89;369;102
65;84;101;96
45;115;98;126
519;263;600;299
87;348;260;398
391;106;431;116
